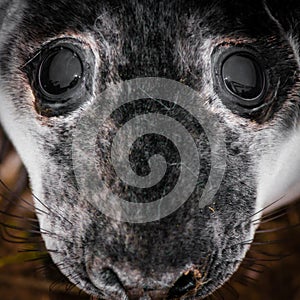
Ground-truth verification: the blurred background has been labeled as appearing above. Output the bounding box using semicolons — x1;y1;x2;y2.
1;127;300;300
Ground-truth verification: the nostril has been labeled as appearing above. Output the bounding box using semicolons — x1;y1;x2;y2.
99;267;124;287
167;268;203;299
87;265;128;300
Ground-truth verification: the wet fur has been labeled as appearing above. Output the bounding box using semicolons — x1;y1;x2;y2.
0;0;300;299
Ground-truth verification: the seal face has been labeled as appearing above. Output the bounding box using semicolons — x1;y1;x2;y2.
0;1;299;299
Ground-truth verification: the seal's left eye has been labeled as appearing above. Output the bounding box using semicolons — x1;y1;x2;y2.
23;39;94;117
39;46;83;97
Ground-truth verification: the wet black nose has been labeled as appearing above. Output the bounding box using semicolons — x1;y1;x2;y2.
86;262;204;300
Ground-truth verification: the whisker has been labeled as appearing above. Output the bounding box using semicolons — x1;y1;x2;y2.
241;261;268;270
0;227;42;244
49;269;83;296
250;238;293;247
221;281;239;299
239;264;264;274
246;194;287;224
31;192;74;227
0;209;39;223
0;181;49;215
24;254;51;263
254;224;294;234
251;209;288;225
233;275;256;288
4;166;28;201
0;131;11;164
2;226;34;242
214;288;225;300
242;255;287;262
248;248;291;258
0;220;39;234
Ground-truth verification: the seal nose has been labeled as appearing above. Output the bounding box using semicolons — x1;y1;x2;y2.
87;257;204;300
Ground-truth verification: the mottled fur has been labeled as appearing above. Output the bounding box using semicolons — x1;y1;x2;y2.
0;0;300;299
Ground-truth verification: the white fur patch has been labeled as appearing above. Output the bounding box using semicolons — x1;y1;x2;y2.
0;89;47;216
257;127;300;213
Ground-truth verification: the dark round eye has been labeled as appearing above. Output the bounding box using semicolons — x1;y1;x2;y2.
23;39;94;117
38;46;83;97
221;53;265;102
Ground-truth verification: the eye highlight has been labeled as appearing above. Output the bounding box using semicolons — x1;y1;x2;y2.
213;47;268;112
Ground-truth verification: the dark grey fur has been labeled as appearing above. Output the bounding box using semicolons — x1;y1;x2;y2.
0;0;300;299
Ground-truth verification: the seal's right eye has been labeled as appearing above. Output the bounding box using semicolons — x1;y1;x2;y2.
23;39;94;117
221;53;265;101
212;46;269;117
